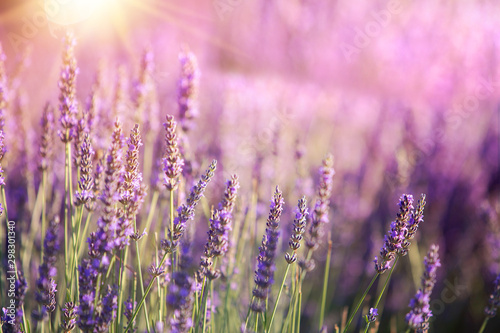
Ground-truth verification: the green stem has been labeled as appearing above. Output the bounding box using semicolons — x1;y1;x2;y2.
364;257;399;333
268;263;291;332
41;170;47;260
319;238;333;330
478;317;489;333
342;273;379;333
135;238;151;332
124;252;168;333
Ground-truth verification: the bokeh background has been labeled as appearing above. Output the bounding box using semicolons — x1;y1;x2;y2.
0;0;499;332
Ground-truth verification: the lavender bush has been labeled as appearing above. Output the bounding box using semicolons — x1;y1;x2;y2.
0;1;499;333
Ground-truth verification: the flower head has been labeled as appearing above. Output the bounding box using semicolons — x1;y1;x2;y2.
406;244;441;332
251;186;284;313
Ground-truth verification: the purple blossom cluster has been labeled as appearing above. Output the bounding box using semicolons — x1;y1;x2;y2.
177;50;200;132
167;241;195;333
32;217;60;322
406;244;441;332
485;273;500;318
163;160;217;251
75;133;95;209
58;32;78;143
38;103;55;172
374;194;426;274
88;119;123;258
163;115;184;191
285;196;308;264
306;154;335;251
2;271;27;333
198;174;240;281
251;186;284;313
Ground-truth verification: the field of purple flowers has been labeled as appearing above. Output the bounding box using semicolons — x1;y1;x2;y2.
0;1;499;333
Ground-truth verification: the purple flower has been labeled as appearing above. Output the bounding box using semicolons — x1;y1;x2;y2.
2;271;27;333
61;302;77;333
38;103;55;171
94;286;118;333
485;273;500;318
367;307;378;323
286;196;308;264
0;43;8;132
89;119;123;257
167;240;195;333
177;50;200;132
306;154;335;251
374;194;416;274
406;244;441;332
58;32;78;143
251;186;284;313
164;160;217;250
77;259;98;333
119;124;143;204
75;133;95;208
33;217;60;321
163;115;184;191
197;175;240;281
124;297;137;332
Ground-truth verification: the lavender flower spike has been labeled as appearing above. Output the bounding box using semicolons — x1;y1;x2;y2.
251;186;284;313
75;133;95;209
58;31;79;143
167;240;195;333
164;160;217;249
306;154;335;251
32;217;60;322
163;115;184;191
285;196;308;264
197;174;240;281
406;244;441;332
77;259;98;333
374;194;415;274
38;103;55;172
61;302;77;333
485;273;500;318
0;43;8;132
177;50;200;132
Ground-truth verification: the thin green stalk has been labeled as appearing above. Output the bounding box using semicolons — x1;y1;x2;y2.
41;170;47;260
319;238;333;330
63;141;70;288
244;297;255;333
268;263;291;332
139;190;159;255
478;317;489;333
342;273;379;332
364;257;399;333
77;212;93;257
117;248;129;333
202;280;209;333
404;328;411;333
296;290;302;333
134;238;151;332
124;252;168;333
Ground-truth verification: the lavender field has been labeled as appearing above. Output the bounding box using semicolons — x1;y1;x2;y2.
0;1;499;332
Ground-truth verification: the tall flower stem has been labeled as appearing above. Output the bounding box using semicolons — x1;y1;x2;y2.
268;263;291;332
41;170;47;259
64;141;71;289
319;237;333;330
124;251;168;333
478;318;489;333
117;247;130;333
343;273;379;332
363;256;399;333
134;232;151;332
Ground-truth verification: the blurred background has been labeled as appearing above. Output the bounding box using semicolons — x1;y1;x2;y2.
0;0;499;332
